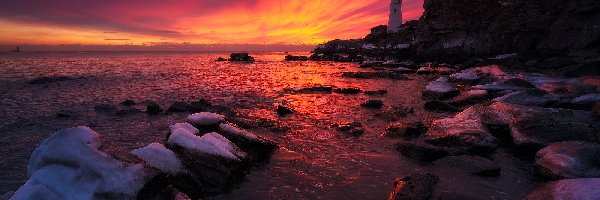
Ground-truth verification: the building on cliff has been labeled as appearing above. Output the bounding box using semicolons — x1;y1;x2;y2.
387;0;403;33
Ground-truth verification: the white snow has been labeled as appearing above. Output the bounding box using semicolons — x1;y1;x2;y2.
167;129;245;160
132;143;184;174
169;123;199;136
219;123;258;140
13;126;147;200
187;112;225;126
425;78;458;93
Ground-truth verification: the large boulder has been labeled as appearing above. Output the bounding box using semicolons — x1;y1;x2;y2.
535;141;600;180
524;178;600;200
422;77;460;100
11;127;169;200
388;173;439;200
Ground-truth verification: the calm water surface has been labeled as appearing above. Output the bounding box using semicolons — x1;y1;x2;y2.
0;52;537;199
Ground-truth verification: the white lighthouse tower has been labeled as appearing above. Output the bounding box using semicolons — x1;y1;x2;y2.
387;0;403;33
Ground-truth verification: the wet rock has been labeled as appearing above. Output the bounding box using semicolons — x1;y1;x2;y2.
11;127;169;200
217;123;277;161
388;173;439;200
490;103;600;149
336;122;365;136
229;53;254;62
422;77;459;100
116;108;143;116
341;71;407;80
276;104;295;116
121;99;136;106
433;155;501;177
94;103;117;113
424;100;461;112
296;85;333;94
188;99;212;112
449;71;480;84
472;78;536;92
167;102;190;113
216;57;227;62
333;87;362;94
449;90;490;106
396;141;451;162
535;141;600;180
26;76;72;85
494;89;560;107
147;102;162;115
365;90;389;95
383;122;426;139
361;100;384;108
524;178;600;200
284;55;309;61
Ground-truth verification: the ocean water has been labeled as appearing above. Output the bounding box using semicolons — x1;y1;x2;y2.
0;52;538;199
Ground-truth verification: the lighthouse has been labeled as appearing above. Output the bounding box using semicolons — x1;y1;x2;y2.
387;0;403;33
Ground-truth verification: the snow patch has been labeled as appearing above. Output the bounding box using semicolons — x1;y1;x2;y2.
187;112;225;126
219;123;258;140
169;123;199;135
132;143;184;174
168;130;245;160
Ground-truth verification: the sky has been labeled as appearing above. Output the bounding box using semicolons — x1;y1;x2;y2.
0;0;424;50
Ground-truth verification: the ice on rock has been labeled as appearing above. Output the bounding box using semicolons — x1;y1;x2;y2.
133;143;184;174
13;126;149;200
187;112;225;126
167;128;246;160
169;123;199;135
449;71;480;83
423;77;459;99
218;123;258;140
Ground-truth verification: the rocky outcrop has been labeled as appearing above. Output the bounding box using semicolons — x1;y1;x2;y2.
535;141;600;180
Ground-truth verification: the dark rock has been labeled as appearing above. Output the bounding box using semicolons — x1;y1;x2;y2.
473;78;536;92
26;76;72;85
388;173;439;200
361;100;384;108
167;102;190;113
341;71;407;80
228;116;290;133
94;103;117;113
383;122;426;139
554;93;600;110
333;87;362;94
424;100;461;112
284;55;309;61
448;71;481;84
218;123;278;162
229;53;254;62
494;89;560;107
448;90;490;106
216;57;227;62
594;101;600;115
433;155;501;177
422;78;459;100
395;141;451;162
147;102;162;115
120;99;136;106
188;99;212;112
374;106;415;121
116;108;143;116
524;178;600;200
296;85;334;94
276;104;294;116
365;90;389;95
335;122;365;136
535;141;600;180
55;110;79;118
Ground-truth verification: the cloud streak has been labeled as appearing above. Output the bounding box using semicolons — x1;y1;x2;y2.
0;0;424;45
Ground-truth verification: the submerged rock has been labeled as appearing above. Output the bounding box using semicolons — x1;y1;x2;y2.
229;53;254;62
524;178;600;200
472;78;536;92
284;55;309;61
361;100;384;108
94;103;118;113
388;173;439;200
276;104;295;116
11;127;168;200
364;90;388;95
535;141;600;180
116;108;143;116
26;76;73;85
296;85;334;94
383;122;426;139
121;99;136;106
422;77;459;100
333;87;362;94
335;122;365;136
433;155;501;177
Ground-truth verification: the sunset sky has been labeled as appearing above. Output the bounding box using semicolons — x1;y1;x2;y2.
0;0;423;47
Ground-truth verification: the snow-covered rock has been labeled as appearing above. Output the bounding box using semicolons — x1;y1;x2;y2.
394;67;415;73
524;178;600;200
494;89;560;107
169;123;199;136
218;123;277;160
167;129;246;161
449;71;480;83
535;141;600;180
187;112;225;127
422;77;460;99
12;126;166;200
133;143;184;174
473;78;536;92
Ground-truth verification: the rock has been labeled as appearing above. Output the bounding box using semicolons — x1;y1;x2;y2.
394;67;416;73
217;123;277;161
558;93;600;110
365;90;389;95
11;127;169;200
296;85;334;94
524;178;600;200
433;155;501;177
229;53;254;62
535;141;600;180
537;81;597;94
341;71;407;80
121;99;136;106
422;77;459;100
472;78;536;92
361;100;384;108
26;76;72;85
493;89;560;107
416;66;435;74
116;108;143;116
374;106;415;122
188;99;212;113
187;112;226;127
490;103;600;149
335;122;365;136
388;173;439;200
147;102;162;115
383;122;426;139
395;141;451;162
133;143;185;175
448;71;480;84
284;55;309;61
167;102;190;113
449;90;490;106
333;87;362;94
216;57;227;62
424;100;461;112
94;103;117;113
277;104;295;116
